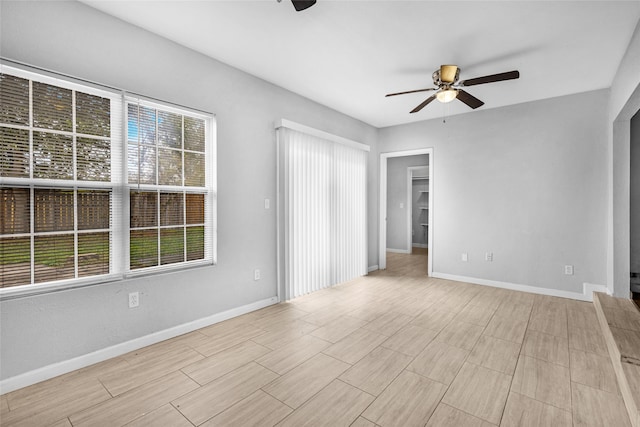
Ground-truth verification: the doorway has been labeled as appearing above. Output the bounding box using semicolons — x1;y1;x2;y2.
631;109;639;305
379;148;433;275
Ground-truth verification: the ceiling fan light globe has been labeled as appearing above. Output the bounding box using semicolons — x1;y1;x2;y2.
436;89;458;103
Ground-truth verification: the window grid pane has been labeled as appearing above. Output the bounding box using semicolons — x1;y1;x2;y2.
0;70;117;289
34;189;74;232
130;229;158;269
77;190;110;230
158;111;182;149
0;188;30;234
76;92;111;137
158;147;182;186
0;68;213;291
0;74;30;126
186;226;204;261
32;82;73;132
130;191;158;228
0;236;32;287
0;127;30;178
184;152;205;187
126;100;210;272
184;116;205;152
34;234;75;283
77;137;111;182
160;227;185;265
185;194;205;225
33;131;74;180
160;192;184;226
77;232;110;277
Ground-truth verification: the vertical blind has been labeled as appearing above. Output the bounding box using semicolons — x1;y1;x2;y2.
278;125;368;300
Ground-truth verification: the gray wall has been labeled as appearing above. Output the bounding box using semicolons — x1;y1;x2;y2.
0;1;379;381
609;19;640;297
631;110;640;275
379;90;608;294
386;155;428;251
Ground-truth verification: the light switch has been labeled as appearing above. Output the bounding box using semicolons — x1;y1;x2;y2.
399;202;404;209
264;198;270;209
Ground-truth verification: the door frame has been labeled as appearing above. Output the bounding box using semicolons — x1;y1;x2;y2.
379;148;433;275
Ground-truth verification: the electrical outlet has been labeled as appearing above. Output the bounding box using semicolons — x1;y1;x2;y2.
485;252;493;262
254;269;261;281
128;292;139;308
461;253;468;262
564;265;574;275
399;202;404;209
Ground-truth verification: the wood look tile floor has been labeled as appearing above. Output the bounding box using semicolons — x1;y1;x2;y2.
1;250;632;426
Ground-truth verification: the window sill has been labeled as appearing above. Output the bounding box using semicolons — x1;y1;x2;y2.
0;273;123;301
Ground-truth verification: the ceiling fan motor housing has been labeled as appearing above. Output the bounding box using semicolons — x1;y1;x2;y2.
433;65;460;86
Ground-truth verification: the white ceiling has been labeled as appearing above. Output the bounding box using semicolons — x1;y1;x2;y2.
83;0;640;128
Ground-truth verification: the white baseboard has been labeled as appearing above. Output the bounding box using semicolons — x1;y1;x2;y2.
0;296;279;394
412;243;428;248
583;282;611;299
368;265;379;273
386;248;410;254
431;272;605;302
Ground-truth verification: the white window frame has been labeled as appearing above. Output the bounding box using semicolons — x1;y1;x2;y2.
123;96;216;277
0;65;217;299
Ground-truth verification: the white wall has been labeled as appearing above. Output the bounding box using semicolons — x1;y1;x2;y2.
631;111;640;275
609;19;640;297
0;1;378;383
386;155;428;251
379;90;609;295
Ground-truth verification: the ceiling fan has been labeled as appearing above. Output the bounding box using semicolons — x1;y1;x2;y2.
277;0;316;11
386;65;520;113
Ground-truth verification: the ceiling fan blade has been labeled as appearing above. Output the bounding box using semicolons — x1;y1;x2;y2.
385;88;436;97
460;70;520;87
410;95;437;113
456;90;484;109
291;0;316;11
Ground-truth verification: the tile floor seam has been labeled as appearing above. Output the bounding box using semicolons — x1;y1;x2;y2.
338;345;414;396
495;294;536;426
569;371;621;397
253;361;284;378
510;370;574;414
258;386;297;411
63;380;118;422
519;352;570;368
168;401;196;427
437;401;498;426
423;304;502;425
569;379;626;400
563;304;573;416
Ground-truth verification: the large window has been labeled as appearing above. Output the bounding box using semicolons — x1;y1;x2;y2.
126;100;211;271
0;67;215;295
